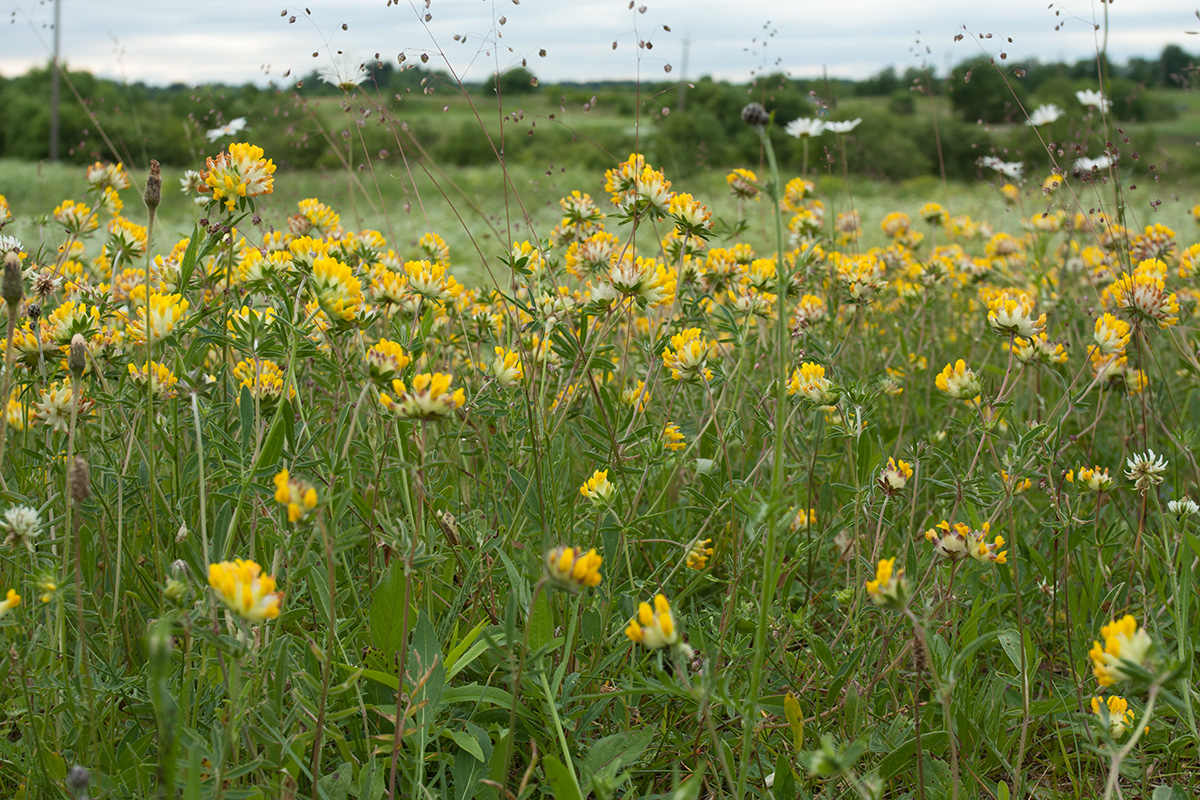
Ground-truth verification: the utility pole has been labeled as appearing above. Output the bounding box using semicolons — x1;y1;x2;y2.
675;36;690;113
49;0;61;161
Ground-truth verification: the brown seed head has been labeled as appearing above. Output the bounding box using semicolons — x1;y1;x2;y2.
70;456;91;504
144;159;162;212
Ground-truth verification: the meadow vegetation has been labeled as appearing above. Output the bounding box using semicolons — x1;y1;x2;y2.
0;27;1198;800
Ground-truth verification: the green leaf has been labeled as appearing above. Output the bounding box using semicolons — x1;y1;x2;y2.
581;728;654;791
317;763;353;800
771;753;795;800
452;723;495;800
785;692;805;751
542;755;582;800
368;560;414;659
528;589;555;654
673;767;706;800
445;729;486;762
997;780;1010;800
947;629;1006;685
239;385;254;454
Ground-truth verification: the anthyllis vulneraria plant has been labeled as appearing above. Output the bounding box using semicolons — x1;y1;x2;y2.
273;469;318;523
543;546;603;591
208;559;283;623
1089;615;1154;688
625;593;693;658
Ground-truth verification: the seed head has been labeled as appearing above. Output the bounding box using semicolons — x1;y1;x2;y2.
2;252;22;307
68;334;87;378
144;159;162;212
70;456;91;504
741;102;769;126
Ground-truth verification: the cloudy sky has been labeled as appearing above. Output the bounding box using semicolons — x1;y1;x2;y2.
3;0;1198;87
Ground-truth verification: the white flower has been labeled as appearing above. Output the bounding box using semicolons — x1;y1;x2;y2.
1025;104;1064;127
1125;449;1168;492
1074;155;1112;174
1168;497;1199;519
785;117;825;138
1076;89;1111;112
319;54;367;90
823;118;862;134
1;505;41;550
980;156;1024;180
0;234;23;256
205;117;248;142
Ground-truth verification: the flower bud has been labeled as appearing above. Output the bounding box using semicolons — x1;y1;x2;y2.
68;334;87;378
144;159;162;212
2;252;22;307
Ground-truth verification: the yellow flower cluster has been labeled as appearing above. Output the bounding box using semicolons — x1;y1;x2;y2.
544;546;603;591
379;373;465;420
273;469;318;523
200;143;277;211
208;559;282;622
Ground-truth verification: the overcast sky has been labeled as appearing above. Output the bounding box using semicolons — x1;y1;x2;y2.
3;0;1198;87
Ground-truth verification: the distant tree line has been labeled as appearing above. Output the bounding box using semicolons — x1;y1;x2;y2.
0;45;1194;182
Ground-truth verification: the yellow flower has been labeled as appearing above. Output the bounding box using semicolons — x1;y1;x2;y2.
877;457;913;495
1104;260;1179;328
311;255;365;323
935;359;981;401
1006;332;1067;365
379;372;465;420
925;520;969;561
5;392;29;431
273;469;318;523
791;294;827;329
86;161;130;191
45;301;100;348
208;559;283;622
987;290;1046;338
128;361;179;399
1089;615;1154;687
788;362;836;406
486;346;524;386
790;507;817;531
662;423;686;452
296;198;341;236
199;143;277;211
0;588;20;619
419;232;450;263
726;168;758;200
127;292;189;345
1078;465;1114;492
363;340;411;386
969;522;1007;564
1000;183;1020;204
580;469;614;505
1091;695;1135;739
626;594;690;655
865;558;909;609
1042;174;1064;194
53;199;99;235
662;328;713;383
919;202;949;226
403;259;462;302
619;381;651;413
35;378;93;433
667;192;713;234
544;546;603;591
686;538;714;570
232;356;287;402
